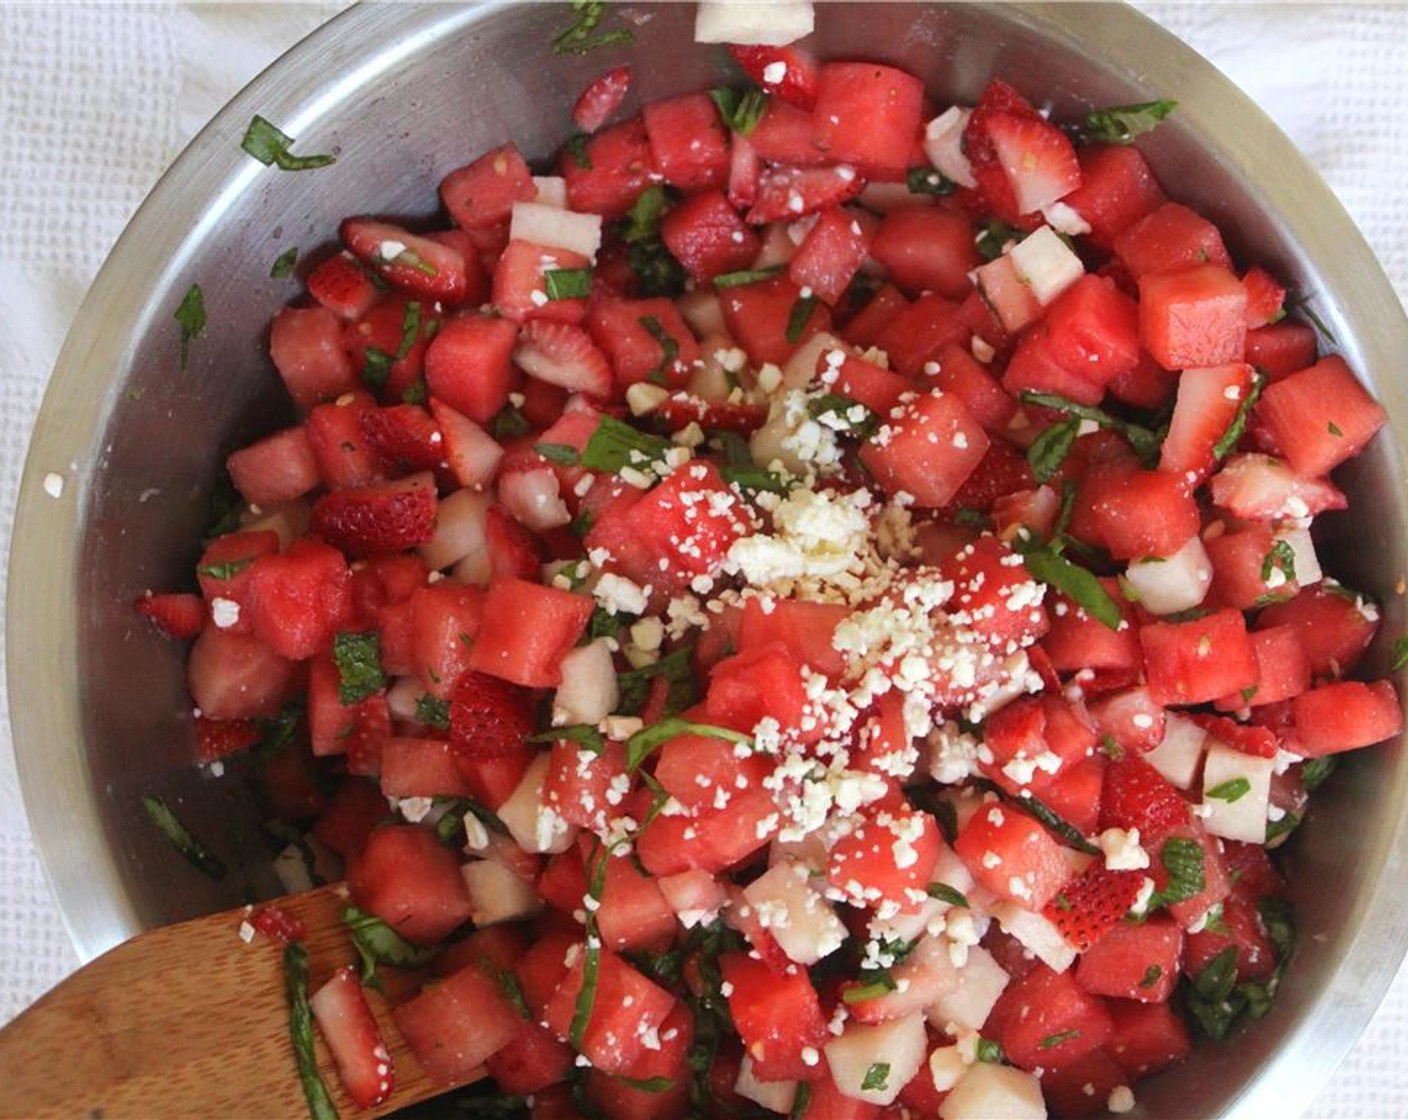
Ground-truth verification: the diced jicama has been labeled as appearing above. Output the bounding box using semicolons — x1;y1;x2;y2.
659;868;728;929
497;753;578;855
418;487;491;572
1007;226;1084;305
846;934;960;1023
1143;712;1208;790
939;1062;1047;1120
824;1011;927;1106
509;201;602;261
742;860;847;965
552;638;619;727
694;0;814;46
462;857;543;926
735;1056;798;1113
993;900;1076;973
1276;524;1322;588
531;175;567;208
781;330;845;392
1123;534;1213;615
926;943;1010;1033
923;107;977;189
498;465;572;532
1199;740;1275;843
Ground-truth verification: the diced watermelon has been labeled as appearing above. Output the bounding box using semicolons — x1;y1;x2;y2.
269;306;359;411
986;964;1114;1071
953;801;1072;911
424;314;521;424
870;206;979;301
859;388;990;508
394;960;523;1085
720;951;831;1081
440;143;537;229
1139;264;1249;371
348;825;473;945
542;949;677;1074
464;577;594;688
660;189;759;284
1254;355;1388;478
811;62;924;179
1140;608;1259;708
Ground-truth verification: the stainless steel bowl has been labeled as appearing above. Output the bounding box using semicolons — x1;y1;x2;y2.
10;3;1408;1116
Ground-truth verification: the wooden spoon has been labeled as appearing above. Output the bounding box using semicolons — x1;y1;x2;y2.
0;883;474;1119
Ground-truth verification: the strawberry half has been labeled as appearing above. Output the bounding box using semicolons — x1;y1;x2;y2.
358;404;445;476
341;217;469;305
309;966;395;1110
1187;712;1278;759
247;904;308;946
449;670;535;763
727;45;820;110
310;473;438;558
513;320;615;398
1044;864;1146;952
572;65;632;134
306;252;380;321
134;592;205;640
1099;756;1191;843
650;394;767;435
745;165;865;225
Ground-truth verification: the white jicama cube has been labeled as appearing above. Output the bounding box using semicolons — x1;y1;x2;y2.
993;900;1076;973
1200;740;1276;843
553;638;619;727
742;861;847;965
462;857;543;926
1144;712;1208;790
825;1012;928;1107
531;175;567;208
498;465;572;532
923;106;977;189
419;487;490;572
1007;226;1084;305
939;1062;1047;1120
498;753;579;855
1123;534;1214;616
509;201;602;261
735;1055;798;1113
694;0;815;46
783;330;846;392
1276;524;1322;588
658;868;728;929
926;943;1010;1033
866;895;949;947
677;291;727;338
851;933;962;1022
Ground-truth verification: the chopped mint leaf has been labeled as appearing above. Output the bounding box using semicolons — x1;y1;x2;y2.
342;904;437;989
1018;389;1162;465
1080;99;1178;144
906;166;954;196
552;0;634;55
544;267;594;300
270;246;298;278
1139;964;1164;989
626;717;752;773
284;943;340;1120
709;86;769;137
842;973;897;1003
240;114;335;171
926;882;970;908
976;1037;1004;1063
638;315;681;383
1027;416;1082;484
1207;777;1251;803
528;723;607;753
1157;836;1206;905
396;301;423;361
785;293;819;344
332;630;385;705
142;795;226;879
1038;1029;1081;1050
1212;371;1265;461
1018;542;1123;631
174;283;206;371
861;1062;891;1093
712;265;784;289
535;442;582;466
1300;755;1336;792
580;414;673;475
197;557;253;582
415;693;451;731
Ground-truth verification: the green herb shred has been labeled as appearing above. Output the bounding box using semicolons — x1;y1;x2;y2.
141;795;226;879
332;630;386;705
174;283;206;371
240;114;336;171
1081;99;1178;144
270;246;299;279
552;0;634;55
284;942;340;1120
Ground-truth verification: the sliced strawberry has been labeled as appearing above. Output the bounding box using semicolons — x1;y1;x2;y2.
193;716;262;764
981;111;1082;216
572;65;632;134
358;405;445;476
1099;756;1191;843
727;45;820;110
1044;864;1146;952
745;165;864;225
1207;453;1346;521
1186;712;1278;759
449;670;535;763
513;320;614;398
310;473;438;558
1158;362;1256;486
340;218;469;304
306;252;381;321
247;904;308;946
135;592;204;640
309;966;395;1109
961;80;1045;225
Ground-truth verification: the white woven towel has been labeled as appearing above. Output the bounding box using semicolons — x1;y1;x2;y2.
0;4;1404;1115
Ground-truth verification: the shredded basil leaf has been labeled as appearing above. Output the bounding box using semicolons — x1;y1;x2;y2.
842;973;897;1003
545;267;594;300
1212;371;1265;461
270;246;299;279
926;882;970;908
1139;964;1164;989
535;442;581;466
1019;390;1162;465
580;414;673;476
362;346;393;390
240;114;335;171
1027;416;1081;484
1157;836;1206;905
141;795;226;879
284;942;340;1120
396;301;423;361
332;631;385;705
785;293;819;344
1300;755;1336;792
197;557;253;582
1038;1028;1082;1050
907;166;955;196
712;265;784;289
552;0;634;55
1080;99;1178;145
716;430;788;495
528;723;607;753
566;132;593;168
638;315;681;383
569;842;612;1048
709;86;769;137
975;219;1023;263
620;1076;675;1093
1019;542;1123;631
174;283;206;371
616;646;700;718
861;1062;891;1092
626;717;752;773
1207;777;1252;803
976;1037;1004;1063
491;403;531;439
342;904;437;990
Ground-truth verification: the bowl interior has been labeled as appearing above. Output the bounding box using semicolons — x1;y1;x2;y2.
11;3;1408;1117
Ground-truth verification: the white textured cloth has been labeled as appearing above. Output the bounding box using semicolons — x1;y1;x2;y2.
0;4;1404;1116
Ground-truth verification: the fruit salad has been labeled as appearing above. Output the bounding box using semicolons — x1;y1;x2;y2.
136;7;1404;1119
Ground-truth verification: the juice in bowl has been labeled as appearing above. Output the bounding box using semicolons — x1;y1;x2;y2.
9;4;1408;1120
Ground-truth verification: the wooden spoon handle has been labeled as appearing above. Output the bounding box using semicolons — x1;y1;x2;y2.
0;883;455;1119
